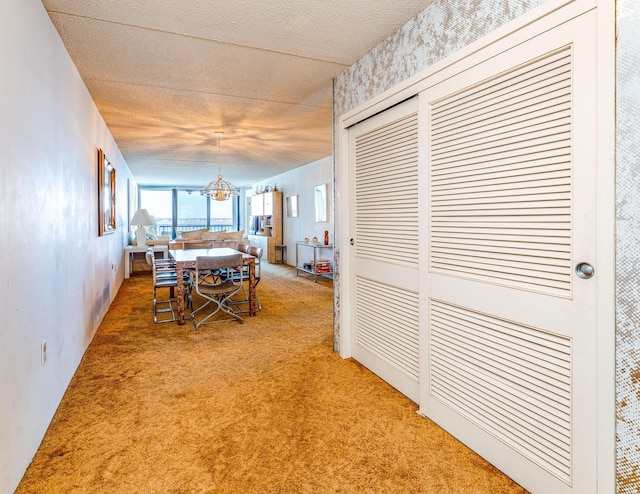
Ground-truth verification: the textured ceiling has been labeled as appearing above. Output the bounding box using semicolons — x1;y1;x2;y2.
42;0;432;186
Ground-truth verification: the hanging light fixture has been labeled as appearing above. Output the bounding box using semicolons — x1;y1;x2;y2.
200;131;240;201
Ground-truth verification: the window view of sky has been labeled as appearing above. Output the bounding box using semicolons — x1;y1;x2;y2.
140;189;234;233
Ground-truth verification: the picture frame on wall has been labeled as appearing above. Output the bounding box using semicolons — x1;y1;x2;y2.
314;183;328;222
98;148;116;236
286;194;299;218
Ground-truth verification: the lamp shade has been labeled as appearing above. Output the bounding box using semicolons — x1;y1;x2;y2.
130;208;154;247
130;208;155;226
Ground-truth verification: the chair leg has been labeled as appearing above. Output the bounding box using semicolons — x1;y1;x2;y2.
229;279;261;313
153;285;175;323
154;284;191;324
191;294;243;330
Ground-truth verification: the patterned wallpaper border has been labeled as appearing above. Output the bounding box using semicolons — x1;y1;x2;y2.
334;0;545;117
615;1;640;492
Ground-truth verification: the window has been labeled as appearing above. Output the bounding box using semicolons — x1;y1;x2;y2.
210;198;234;231
139;187;239;238
176;190;207;234
139;189;172;236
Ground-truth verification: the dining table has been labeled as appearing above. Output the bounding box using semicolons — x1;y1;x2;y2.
169;247;257;325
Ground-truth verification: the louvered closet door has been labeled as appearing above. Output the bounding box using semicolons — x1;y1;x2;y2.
421;11;597;494
348;97;420;402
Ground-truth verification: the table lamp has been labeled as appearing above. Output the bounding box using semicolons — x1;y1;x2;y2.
130;208;155;246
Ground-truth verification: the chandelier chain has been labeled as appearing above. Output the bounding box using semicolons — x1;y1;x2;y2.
200;131;239;201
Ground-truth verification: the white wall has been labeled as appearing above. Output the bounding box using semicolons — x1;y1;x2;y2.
250;156;333;266
0;1;132;491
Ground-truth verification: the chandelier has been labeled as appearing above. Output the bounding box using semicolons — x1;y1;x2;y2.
200;131;240;201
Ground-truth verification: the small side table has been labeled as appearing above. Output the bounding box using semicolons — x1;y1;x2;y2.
274;244;287;264
124;245;168;278
295;242;333;282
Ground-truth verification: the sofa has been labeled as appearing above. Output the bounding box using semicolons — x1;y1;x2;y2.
129;230;249;274
168;229;249;250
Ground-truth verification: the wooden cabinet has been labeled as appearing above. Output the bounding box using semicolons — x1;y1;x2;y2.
263;193;273;215
248;191;282;263
250;195;264;216
248;233;268;253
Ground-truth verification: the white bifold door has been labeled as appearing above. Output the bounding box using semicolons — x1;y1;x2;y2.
348;97;420;403
348;8;602;494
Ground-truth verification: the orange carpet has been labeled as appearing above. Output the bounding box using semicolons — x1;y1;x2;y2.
16;263;527;493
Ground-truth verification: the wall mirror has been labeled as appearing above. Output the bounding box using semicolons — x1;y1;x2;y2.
98;148;116;235
314;183;328;223
286;194;299;217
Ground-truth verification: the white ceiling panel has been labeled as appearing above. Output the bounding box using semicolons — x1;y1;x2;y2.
42;0;434;186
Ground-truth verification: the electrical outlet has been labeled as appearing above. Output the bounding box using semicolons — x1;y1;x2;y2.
41;340;47;366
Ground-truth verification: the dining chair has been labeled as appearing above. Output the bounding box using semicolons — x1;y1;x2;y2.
145;249;191;323
236;242;250;254
228;246;263;313
190;254;244;329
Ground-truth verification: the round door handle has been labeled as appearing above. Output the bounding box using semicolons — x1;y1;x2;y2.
575;262;595;279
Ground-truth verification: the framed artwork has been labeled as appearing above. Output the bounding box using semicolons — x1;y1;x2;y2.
286;194;299;217
314;183;328;222
98;148;116;235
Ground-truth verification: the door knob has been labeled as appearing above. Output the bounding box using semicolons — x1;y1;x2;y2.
575;262;595;279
